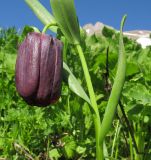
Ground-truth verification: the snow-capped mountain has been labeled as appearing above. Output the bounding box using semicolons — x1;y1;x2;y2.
83;22;151;48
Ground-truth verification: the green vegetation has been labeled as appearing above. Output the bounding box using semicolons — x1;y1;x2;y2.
0;24;151;160
0;0;151;159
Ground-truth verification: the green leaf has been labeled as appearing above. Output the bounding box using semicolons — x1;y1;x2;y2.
85;34;97;46
62;135;76;158
50;0;80;44
63;62;91;104
123;83;151;105
100;15;127;141
82;103;93;134
126;62;139;76
144;116;149;123
49;148;61;159
127;104;144;115
76;146;86;154
102;26;115;38
25;0;57;32
142;106;151;116
1;53;16;72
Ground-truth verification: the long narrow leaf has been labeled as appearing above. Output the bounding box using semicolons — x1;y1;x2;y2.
25;0;57;32
63;62;91;105
100;15;127;142
50;0;80;44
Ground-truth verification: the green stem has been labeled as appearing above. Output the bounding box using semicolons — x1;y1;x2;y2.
111;121;121;157
75;44;102;160
129;133;134;160
135;123;144;160
42;23;57;33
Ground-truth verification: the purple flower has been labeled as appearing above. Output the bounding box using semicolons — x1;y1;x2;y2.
15;32;62;107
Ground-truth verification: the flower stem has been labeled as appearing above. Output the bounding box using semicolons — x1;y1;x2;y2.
75;44;103;160
42;23;57;33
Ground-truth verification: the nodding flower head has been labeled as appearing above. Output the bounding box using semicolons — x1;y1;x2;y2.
15;32;63;107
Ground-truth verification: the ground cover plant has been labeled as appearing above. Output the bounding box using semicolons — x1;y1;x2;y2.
0;0;151;159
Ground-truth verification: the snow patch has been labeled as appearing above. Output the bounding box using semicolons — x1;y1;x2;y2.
136;37;151;49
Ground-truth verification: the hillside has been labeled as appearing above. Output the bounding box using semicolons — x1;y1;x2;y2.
83;22;151;48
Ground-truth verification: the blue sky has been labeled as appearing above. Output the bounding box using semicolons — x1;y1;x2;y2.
0;0;151;31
